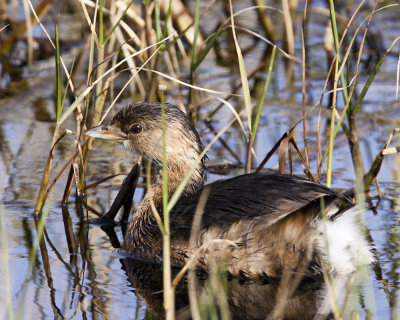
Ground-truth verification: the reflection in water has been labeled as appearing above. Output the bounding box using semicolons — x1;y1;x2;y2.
122;254;375;319
121;254;381;320
92;215;373;320
122;257;329;320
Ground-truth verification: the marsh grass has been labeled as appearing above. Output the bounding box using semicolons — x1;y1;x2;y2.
0;204;14;320
1;0;399;319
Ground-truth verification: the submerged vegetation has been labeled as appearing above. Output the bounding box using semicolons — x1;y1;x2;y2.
0;0;400;319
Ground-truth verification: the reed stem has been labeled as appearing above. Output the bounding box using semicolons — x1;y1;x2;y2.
160;86;173;319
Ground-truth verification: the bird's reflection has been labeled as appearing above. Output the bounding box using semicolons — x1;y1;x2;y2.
121;256;332;320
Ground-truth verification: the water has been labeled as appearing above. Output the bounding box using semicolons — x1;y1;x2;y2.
1;1;399;319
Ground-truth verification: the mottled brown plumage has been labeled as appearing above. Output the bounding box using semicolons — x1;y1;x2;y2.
86;102;373;278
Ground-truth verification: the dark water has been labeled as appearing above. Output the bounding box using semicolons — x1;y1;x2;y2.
1;1;400;319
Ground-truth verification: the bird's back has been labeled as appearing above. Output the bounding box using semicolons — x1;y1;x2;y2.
174;172;347;226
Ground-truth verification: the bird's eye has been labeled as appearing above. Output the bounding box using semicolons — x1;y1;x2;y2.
128;123;143;134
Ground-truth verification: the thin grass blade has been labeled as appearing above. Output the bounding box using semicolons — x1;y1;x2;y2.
55;25;62;121
0;205;14;320
229;0;252;132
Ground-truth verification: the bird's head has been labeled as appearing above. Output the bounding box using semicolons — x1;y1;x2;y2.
86;102;205;171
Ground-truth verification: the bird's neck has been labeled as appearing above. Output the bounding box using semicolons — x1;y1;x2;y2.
124;159;205;251
144;159;205;210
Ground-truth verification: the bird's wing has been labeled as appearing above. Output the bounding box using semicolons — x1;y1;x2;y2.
172;172;348;230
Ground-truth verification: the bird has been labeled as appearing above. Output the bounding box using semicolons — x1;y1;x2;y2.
86;102;374;279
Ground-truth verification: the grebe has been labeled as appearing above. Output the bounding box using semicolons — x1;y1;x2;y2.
86;102;374;278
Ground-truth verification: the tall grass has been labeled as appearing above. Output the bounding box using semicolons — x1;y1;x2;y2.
160;86;173;319
246;45;276;173
0;204;14;320
228;0;252;146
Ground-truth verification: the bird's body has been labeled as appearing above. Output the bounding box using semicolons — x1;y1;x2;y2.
86;102;374;279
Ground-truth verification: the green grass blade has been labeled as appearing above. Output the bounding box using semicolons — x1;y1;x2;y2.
59;87;91;124
328;0;349;105
60;56;76;112
190;0;201;69
99;0;104;46
229;0;252;131
160;86;173;318
326;105;336;187
1;205;14;320
251;46;276;145
161;0;173;40
351;51;388;115
192;27;223;71
161;88;168;223
55;25;62;122
154;0;162;42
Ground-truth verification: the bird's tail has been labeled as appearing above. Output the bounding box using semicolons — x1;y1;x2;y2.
318;205;375;274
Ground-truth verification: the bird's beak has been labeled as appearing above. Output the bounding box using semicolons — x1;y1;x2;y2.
86;124;127;142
